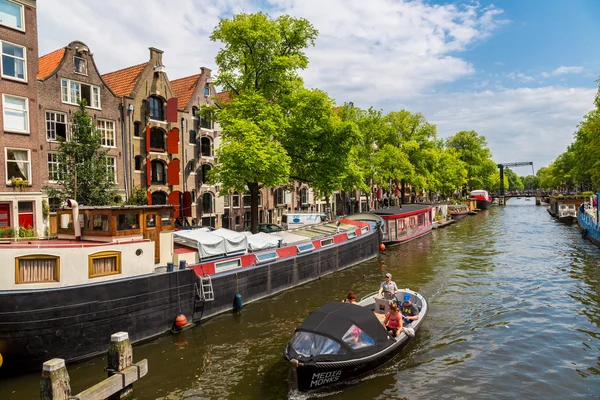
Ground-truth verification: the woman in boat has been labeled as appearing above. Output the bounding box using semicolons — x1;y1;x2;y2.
383;303;403;337
342;291;357;304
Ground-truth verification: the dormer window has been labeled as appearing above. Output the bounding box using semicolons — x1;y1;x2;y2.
148;96;164;121
204;84;210;97
74;56;87;75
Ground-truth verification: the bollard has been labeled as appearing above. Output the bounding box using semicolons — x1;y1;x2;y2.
40;358;71;400
107;332;133;400
179;260;187;270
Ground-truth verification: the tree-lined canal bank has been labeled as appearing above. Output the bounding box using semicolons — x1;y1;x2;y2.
2;200;600;399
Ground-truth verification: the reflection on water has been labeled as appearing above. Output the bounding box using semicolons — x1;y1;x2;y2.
2;199;600;399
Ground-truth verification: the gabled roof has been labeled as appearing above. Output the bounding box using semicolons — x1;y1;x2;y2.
171;74;201;109
37;48;66;79
216;91;232;104
102;63;146;97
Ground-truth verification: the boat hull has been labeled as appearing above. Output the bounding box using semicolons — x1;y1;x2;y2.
578;211;600;248
0;225;381;376
474;199;492;210
450;212;469;220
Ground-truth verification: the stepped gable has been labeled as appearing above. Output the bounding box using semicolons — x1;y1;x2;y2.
171;74;201;109
102;63;147;97
37;47;66;79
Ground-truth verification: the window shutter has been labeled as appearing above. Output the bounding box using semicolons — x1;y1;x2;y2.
168;191;181;218
168;159;180;186
146;158;151;186
166;98;178;123
182;191;192;217
147;191;152;205
145;125;151;153
167;128;179;154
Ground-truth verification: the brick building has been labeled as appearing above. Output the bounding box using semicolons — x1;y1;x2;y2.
37;40;126;207
0;0;44;235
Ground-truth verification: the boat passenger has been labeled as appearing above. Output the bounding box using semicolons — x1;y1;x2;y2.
400;294;419;325
376;273;399;299
342;291;357;304
383;303;403;337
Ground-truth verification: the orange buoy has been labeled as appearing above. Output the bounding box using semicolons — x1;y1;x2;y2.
379;243;386;251
175;314;188;327
0;352;3;368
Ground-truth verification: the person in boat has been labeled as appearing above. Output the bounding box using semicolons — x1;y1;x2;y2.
376;273;399;299
400;294;419;325
383;303;403;337
342;291;357;304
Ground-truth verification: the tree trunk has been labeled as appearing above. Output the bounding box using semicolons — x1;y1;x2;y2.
401;179;406;205
249;182;260;234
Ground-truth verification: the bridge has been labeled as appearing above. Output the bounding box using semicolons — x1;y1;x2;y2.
496;161;542;205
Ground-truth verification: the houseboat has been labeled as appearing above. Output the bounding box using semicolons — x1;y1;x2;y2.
353;204;433;246
547;196;584;224
0;205;381;376
467;190;493;210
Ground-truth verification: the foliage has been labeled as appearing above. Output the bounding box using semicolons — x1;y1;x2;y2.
521;175;540;190
18;227;36;238
431;147;468;196
42;199;50;221
446;130;496;190
0;227;15;238
126;186;149;205
45;100;117;206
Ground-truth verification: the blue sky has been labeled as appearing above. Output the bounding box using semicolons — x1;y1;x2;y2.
37;0;599;174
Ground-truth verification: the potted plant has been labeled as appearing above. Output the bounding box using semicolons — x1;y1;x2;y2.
10;177;28;191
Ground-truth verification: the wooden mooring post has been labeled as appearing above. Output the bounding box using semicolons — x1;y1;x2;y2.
40;332;147;400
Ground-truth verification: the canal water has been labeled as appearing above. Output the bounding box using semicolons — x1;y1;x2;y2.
2;198;600;399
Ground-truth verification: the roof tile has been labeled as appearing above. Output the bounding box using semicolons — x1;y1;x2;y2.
216;91;232;104
37;48;66;79
102;63;147;97
170;74;201;109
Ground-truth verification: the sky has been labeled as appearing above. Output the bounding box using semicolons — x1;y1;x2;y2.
37;0;600;174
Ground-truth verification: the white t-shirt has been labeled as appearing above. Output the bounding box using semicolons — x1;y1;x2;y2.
380;280;398;294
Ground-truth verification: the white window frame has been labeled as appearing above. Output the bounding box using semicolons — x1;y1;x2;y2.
214;258;242;273
45;110;67;142
60;78;101;109
47;152;62;183
105;156;117;183
0;0;24;31
2;93;29;134
5;147;31;184
1;40;26;81
73;56;87;75
97;119;116;148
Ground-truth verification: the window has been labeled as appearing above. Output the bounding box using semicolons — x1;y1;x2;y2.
255;251;279;264
201;164;211;184
15;256;60;284
204;84;210;97
134;155;142;171
224;195;230;207
202;192;213;213
5;147;30;184
148;96;164;121
151;160;166;184
133;121;141;137
296;243;315;254
0;0;23;30
243;211;251;230
291;332;345;357
342;325;374;350
276;188;284;205
90;214;109;231
200;137;211;157
418;214;424;226
89;251;121;278
191;190;197;203
1;40;26;80
47;152;63;182
189;130;196;144
61;79;101;108
161;210;172;226
320;238;334;247
73;56;87;75
105;156;117;183
235;216;240;225
243;194;251;208
232;192;240;208
200;112;212;129
152;192;168;206
150;127;165;151
97;120;115;147
300;188;308;205
3;94;28;133
116;214;139;231
46;111;67;141
214;258;241;273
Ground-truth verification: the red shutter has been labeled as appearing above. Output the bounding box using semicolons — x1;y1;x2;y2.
166;98;178;123
168;191;181;219
182;191;192;218
145;125;151;153
168;159;180;186
167;128;179;154
146;158;151;186
147;191;152;205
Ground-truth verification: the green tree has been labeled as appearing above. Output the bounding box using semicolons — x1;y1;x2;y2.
521;175;540;190
446;130;496;191
431;147;468;197
209;12;318;232
126;186;148;205
505;168;524;191
45;100;116;205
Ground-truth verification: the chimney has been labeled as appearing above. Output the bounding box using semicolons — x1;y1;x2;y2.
200;66;212;77
149;47;164;65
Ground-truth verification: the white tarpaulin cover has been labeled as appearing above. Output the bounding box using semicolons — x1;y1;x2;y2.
243;232;285;251
174;229;226;259
211;228;248;254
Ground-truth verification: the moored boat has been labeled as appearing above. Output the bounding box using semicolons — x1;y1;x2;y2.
284;289;427;392
0;206;381;376
448;204;470;220
577;192;600;248
467;190;493;210
365;204;433;245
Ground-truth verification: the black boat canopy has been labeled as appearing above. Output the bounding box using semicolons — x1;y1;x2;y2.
289;302;391;361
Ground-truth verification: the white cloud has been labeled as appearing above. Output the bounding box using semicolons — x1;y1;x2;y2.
507;72;535;82
541;66;584;78
412;87;596;170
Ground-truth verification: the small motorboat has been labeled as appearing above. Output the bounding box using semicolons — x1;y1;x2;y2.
284;289;427;392
448;204;470;220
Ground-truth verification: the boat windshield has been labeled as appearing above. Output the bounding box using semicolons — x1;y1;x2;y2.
291;331;346;357
342;324;375;350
